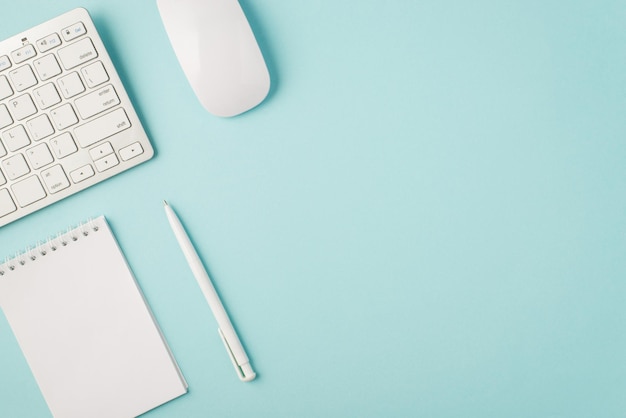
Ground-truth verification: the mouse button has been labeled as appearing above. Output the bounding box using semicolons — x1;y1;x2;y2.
158;1;204;78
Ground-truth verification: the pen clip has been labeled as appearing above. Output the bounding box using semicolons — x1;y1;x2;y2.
218;328;256;382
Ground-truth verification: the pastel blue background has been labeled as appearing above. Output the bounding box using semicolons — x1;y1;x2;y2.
1;0;625;417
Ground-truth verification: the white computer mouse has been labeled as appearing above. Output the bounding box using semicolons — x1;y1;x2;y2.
157;0;270;117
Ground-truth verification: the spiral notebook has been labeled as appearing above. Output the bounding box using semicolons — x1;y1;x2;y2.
0;216;187;418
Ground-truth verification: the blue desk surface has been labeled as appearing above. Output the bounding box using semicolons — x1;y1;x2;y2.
1;1;625;417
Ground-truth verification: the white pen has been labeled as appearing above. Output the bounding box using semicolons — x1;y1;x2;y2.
163;200;256;382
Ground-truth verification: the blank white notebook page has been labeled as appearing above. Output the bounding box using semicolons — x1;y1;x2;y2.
0;216;187;418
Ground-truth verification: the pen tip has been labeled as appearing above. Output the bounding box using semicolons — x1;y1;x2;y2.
163;200;168;206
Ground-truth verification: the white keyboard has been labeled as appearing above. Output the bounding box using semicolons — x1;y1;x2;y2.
0;8;153;227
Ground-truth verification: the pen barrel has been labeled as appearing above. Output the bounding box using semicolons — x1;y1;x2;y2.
166;207;251;368
191;263;251;366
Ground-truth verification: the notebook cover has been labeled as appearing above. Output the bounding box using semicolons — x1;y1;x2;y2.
0;216;187;418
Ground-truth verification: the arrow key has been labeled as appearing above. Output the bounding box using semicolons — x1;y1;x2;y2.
94;153;119;172
69;164;94;183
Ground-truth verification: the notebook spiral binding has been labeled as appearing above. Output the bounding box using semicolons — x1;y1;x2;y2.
0;218;101;276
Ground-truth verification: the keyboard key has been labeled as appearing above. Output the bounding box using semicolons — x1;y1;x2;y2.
33;54;62;80
8;94;37;120
57;72;85;98
26;143;54;169
74;108;131;148
0;75;13;100
0;55;11;72
33;83;61;109
61;22;86;41
11;44;36;64
2;153;30;180
9;65;38;92
26;114;54;141
81;61;109;88
58;37;97;69
69;164;94;183
75;84;119;119
3;125;31;152
50;104;78;130
11;175;46;207
0;104;13;129
0;140;6;158
94;153;119;172
0;188;17;217
0;169;5;185
41;164;70;193
49;132;78;159
89;142;114;160
36;33;62;52
119;142;144;161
